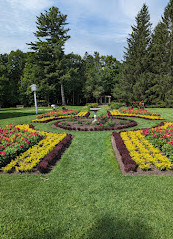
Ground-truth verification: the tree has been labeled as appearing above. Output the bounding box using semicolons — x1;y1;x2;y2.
83;52;104;103
0;50;26;107
146;0;173;107
28;6;70;105
123;4;152;104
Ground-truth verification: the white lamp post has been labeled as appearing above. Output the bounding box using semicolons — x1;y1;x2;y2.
30;84;38;114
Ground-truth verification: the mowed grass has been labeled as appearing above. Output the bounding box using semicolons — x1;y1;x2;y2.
1;107;173;238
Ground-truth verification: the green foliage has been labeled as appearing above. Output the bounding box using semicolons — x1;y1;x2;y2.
86;103;98;109
83;52;121;103
162;144;173;157
0;50;26;107
121;4;152;105
109;101;122;109
27;6;70;106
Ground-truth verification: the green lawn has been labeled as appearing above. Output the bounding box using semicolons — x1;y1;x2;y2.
1;107;173;239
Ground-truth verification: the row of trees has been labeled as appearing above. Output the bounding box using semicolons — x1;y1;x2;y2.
116;0;173;107
0;7;121;107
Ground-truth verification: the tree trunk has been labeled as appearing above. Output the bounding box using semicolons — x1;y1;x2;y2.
73;90;75;105
61;83;66;106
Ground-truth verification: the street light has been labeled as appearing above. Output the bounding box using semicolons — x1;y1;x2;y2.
30;84;38;114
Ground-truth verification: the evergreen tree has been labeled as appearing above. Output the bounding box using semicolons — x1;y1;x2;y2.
28;6;70;105
147;0;173;107
123;4;152;104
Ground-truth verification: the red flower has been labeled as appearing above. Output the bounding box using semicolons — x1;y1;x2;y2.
0;151;6;156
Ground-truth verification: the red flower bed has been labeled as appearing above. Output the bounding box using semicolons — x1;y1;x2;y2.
37;110;79;119
0;124;43;168
53;117;137;131
37;134;72;173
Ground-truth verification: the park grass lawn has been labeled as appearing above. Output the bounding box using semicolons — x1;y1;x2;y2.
1;107;173;238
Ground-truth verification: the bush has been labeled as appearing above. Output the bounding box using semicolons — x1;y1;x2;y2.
86;103;98;110
109;102;122;109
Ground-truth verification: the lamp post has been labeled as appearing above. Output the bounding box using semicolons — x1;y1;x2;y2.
30;84;38;114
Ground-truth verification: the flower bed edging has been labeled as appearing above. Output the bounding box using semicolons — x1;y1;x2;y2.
107;111;164;120
37;134;72;173
53;118;138;131
112;132;137;172
33;112;90;123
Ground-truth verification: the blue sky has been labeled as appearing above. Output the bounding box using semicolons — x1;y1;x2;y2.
0;0;170;61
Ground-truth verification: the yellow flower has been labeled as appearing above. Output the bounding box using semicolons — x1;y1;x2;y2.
1;124;67;172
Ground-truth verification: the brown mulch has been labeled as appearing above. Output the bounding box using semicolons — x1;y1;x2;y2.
111;135;173;176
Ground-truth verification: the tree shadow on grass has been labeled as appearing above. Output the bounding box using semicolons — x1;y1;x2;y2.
0;111;41;120
84;214;151;239
14;215;151;239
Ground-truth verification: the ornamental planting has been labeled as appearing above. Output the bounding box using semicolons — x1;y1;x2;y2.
0;124;72;174
112;122;173;173
109;108;164;120
32;111;90;123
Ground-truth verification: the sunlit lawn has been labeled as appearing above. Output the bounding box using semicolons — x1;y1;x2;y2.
1;107;173;239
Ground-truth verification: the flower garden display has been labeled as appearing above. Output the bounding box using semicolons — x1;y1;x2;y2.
54;115;137;131
0;124;72;174
32;111;90;123
112;122;173;175
108;108;164;120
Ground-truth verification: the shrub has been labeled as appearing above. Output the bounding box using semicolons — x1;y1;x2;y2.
86;103;98;110
109;102;122;109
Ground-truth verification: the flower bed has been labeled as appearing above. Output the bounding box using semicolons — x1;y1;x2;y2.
32;111;90;123
141;122;173;160
53;116;137;131
108;108;164;120
0;124;43;168
112;122;173;174
37;110;78;119
0;124;72;174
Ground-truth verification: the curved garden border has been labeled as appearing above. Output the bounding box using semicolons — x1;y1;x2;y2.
107;111;164;120
33;112;90;123
53;117;138;131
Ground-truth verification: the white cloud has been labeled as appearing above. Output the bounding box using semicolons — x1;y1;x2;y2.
6;0;55;11
0;0;170;60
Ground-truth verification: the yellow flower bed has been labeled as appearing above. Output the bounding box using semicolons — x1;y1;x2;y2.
110;110;164;120
75;111;88;117
1;124;66;172
32;116;57;122
32;111;88;122
120;128;173;171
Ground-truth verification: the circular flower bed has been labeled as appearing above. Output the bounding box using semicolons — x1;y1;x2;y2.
53;116;137;131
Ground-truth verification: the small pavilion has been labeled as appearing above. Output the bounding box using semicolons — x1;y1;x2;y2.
99;95;111;105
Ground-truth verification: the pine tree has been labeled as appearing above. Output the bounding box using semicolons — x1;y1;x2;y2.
123;4;152;104
28;6;70;105
147;0;173;107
